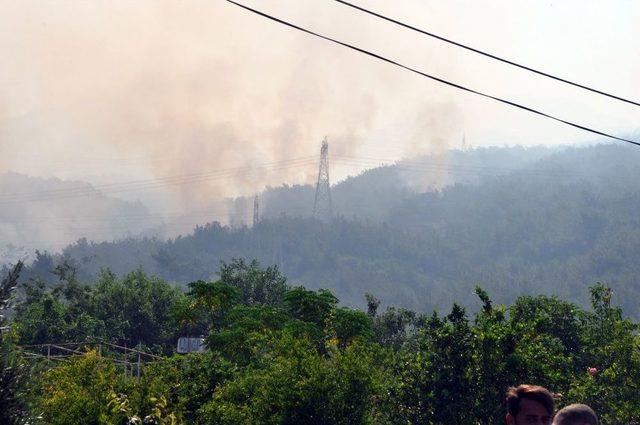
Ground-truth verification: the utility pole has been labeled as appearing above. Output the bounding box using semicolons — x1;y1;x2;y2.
253;194;260;227
313;137;332;221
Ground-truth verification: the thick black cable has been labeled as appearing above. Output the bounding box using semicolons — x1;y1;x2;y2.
226;0;640;147
335;0;640;107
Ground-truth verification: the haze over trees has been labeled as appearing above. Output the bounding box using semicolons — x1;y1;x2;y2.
12;143;640;319
0;173;158;261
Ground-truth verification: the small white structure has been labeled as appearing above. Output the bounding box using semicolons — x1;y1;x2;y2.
176;337;206;354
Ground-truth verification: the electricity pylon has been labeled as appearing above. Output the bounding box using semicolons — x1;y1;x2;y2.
253;194;260;227
313;137;332;221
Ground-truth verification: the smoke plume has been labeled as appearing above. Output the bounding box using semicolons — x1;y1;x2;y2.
3;0;635;248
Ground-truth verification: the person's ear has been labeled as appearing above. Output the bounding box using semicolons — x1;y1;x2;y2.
506;413;515;425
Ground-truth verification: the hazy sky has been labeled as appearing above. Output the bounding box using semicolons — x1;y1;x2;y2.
1;0;639;207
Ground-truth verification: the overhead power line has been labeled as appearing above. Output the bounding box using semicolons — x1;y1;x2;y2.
0;156;318;204
334;0;640;107
225;0;640;147
2;152;594;215
329;154;592;179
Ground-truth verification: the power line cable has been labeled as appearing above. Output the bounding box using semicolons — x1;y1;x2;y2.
0;151;598;212
334;0;640;107
225;0;640;147
0;157;318;203
329;154;592;178
3;143;616;214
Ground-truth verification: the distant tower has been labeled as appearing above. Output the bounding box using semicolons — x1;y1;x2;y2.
253;194;260;227
313;137;332;221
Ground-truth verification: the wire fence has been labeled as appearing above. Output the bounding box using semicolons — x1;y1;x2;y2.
18;341;166;378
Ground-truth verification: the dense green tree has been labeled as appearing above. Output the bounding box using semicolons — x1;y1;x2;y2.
14;268;183;353
283;287;338;327
200;334;387;425
218;259;288;306
207;305;290;364
36;351;119;425
137;352;236;424
1;261;32;425
388;304;476;424
92;269;184;351
174;279;240;340
372;306;417;350
330;307;373;349
35;350;183;425
566;284;640;423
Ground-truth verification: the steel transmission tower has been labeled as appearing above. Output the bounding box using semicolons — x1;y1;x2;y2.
313;137;332;221
253;194;260;227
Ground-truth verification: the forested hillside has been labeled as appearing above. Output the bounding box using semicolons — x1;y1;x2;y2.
14;143;640;318
0;173;157;260
250;145;558;221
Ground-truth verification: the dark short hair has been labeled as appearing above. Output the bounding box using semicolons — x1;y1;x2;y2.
553;404;598;425
506;384;555;416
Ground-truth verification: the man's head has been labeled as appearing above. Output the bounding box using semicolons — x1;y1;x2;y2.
552;404;598;425
505;385;555;425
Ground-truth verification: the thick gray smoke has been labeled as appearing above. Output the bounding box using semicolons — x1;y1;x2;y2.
0;1;461;182
1;0;637;249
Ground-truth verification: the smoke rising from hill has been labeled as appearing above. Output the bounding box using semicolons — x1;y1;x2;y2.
1;0;637;247
0;1;461;207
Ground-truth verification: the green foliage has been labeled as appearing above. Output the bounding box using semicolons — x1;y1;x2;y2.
37;351;119;424
0;343;31;425
200;335;386;425
143;352;236;423
35;350;183;425
1;261;22;331
371;306;417;350
14;269;183;352
177;279;239;337
1;261;32;424
92;269;183;350
187;279;239;314
389;304;476;424
384;286;640;424
9;260;640;423
331;307;373;349
565;283;640;423
283;287;338;327
175;259;288;341
107;392;178;425
207;304;290;363
218;259;288;306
